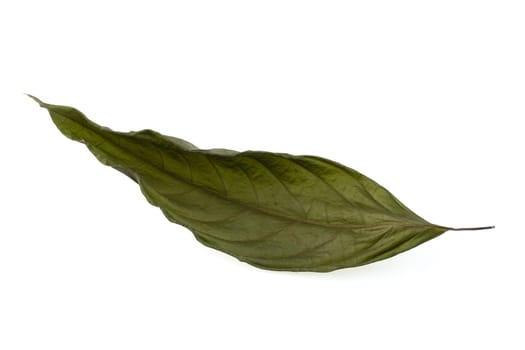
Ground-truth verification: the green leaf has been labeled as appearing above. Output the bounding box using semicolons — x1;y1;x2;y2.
30;95;494;272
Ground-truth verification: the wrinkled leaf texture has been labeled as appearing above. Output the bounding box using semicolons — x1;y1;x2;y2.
31;96;491;272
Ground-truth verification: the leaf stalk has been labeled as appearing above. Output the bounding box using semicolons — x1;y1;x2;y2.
448;226;495;231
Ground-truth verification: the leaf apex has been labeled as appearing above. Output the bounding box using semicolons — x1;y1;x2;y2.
26;94;47;108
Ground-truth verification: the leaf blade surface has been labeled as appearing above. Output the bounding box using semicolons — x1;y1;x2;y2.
31;96;462;271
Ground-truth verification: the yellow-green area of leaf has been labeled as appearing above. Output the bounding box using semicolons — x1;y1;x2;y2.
30;95;494;272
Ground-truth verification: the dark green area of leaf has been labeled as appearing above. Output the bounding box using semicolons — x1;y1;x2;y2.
30;95;493;272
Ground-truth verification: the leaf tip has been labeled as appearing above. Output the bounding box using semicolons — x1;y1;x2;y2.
26;94;47;108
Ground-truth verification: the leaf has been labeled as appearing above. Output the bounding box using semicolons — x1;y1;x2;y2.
30;95;494;272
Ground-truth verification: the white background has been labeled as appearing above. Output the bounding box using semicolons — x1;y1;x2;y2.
1;1;523;349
